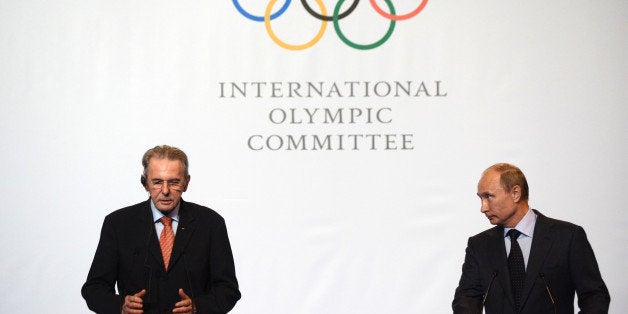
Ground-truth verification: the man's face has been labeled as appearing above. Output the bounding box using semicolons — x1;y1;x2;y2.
145;157;189;214
476;170;520;228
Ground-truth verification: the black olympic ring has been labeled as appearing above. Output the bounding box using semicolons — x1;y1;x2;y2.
300;0;360;21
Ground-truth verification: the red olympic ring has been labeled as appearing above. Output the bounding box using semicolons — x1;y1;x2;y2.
369;0;428;21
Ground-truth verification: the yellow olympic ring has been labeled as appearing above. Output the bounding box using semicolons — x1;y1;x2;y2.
264;0;327;51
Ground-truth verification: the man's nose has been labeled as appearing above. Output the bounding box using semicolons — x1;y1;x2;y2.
161;182;170;194
480;199;488;213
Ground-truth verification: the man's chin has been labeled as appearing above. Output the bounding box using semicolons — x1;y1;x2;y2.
155;202;176;214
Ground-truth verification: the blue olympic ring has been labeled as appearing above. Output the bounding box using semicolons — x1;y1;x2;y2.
232;0;292;22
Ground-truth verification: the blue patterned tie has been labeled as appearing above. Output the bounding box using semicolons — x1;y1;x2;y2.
508;229;525;310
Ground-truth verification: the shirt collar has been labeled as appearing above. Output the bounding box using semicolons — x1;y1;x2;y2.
504;207;537;238
150;200;180;223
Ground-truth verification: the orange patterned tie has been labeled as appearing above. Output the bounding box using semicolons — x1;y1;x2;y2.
159;216;175;270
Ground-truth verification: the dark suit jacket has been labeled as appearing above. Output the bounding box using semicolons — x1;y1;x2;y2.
82;199;241;313
453;210;609;314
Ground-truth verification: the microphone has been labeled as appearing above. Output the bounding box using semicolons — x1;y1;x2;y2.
143;263;153;308
128;246;140;276
182;250;197;313
539;272;557;314
126;228;153;296
482;271;498;307
141;227;155;307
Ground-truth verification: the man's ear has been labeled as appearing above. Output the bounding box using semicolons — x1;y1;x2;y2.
510;185;522;203
181;175;191;192
141;175;148;191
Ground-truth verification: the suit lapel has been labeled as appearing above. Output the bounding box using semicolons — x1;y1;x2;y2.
168;200;196;272
520;210;555;310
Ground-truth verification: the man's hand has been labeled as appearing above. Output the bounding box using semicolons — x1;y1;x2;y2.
122;289;146;314
173;288;195;313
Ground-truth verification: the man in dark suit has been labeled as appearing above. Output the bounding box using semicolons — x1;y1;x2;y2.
82;145;240;313
453;163;609;313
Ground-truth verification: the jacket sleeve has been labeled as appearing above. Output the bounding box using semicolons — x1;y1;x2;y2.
452;237;484;314
81;215;124;314
570;226;610;313
194;218;241;313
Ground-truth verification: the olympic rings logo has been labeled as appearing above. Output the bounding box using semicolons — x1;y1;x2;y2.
233;0;428;50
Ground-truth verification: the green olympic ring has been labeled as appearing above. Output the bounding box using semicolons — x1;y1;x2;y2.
333;0;395;50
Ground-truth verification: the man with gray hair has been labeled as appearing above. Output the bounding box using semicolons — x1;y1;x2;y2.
453;163;609;313
82;145;240;313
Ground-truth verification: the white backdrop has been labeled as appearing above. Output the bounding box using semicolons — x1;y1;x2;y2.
0;0;626;313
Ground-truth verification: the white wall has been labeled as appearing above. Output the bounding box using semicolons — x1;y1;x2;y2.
0;0;626;312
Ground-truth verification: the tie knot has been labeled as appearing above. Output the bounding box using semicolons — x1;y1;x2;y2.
160;216;173;227
507;229;521;241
